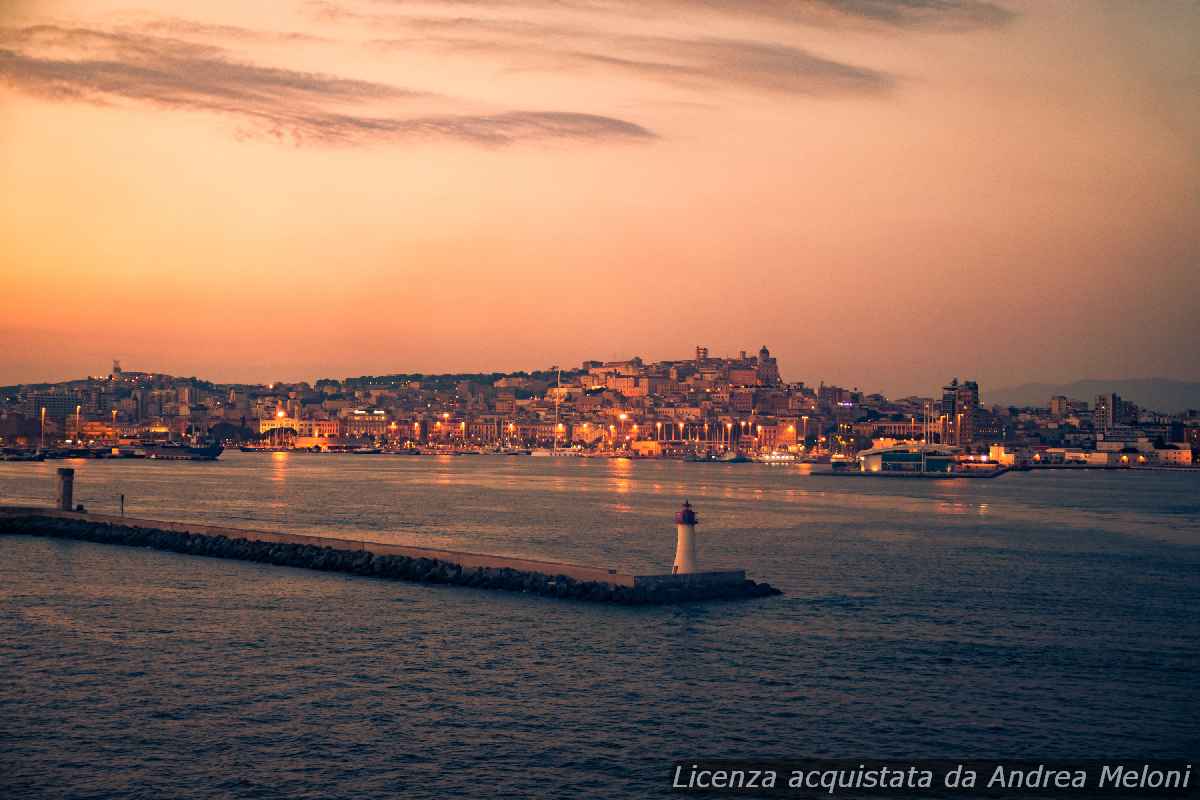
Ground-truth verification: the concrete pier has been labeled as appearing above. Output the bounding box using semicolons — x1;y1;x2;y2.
0;506;778;605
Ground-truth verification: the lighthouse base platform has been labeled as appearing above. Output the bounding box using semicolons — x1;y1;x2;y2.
633;570;747;590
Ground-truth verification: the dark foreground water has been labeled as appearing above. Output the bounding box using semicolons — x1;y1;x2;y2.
2;453;1198;798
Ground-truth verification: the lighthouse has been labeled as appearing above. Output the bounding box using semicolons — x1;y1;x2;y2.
673;500;699;574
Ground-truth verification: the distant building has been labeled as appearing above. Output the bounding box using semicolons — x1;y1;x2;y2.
756;346;780;386
941;379;980;444
1093;393;1135;430
728;367;758;386
1049;395;1070;418
255;416;340;438
1154;446;1193;466
1094;393;1116;430
941;379;960;417
341;410;389;438
494;390;516;415
23;392;82;422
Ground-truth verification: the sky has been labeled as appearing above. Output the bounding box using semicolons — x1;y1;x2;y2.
1;0;1198;397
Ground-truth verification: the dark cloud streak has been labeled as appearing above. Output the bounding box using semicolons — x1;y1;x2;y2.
129;17;333;45
0;24;654;145
361;0;1016;31
333;5;895;97
374;32;893;96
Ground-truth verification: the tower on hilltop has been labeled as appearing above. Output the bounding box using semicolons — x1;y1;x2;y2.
756;345;780;386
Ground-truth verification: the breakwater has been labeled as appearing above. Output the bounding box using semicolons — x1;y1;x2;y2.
0;508;780;605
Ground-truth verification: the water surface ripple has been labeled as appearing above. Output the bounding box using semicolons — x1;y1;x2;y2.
2;454;1197;798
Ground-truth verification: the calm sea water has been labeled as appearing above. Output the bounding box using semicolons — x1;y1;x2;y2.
2;452;1198;798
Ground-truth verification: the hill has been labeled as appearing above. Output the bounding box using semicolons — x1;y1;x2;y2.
989;378;1200;414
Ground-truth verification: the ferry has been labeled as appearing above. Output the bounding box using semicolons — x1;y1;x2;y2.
142;441;224;461
686;450;750;463
753;451;798;464
1;448;46;462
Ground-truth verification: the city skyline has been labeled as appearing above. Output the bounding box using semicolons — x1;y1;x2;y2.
5;343;1197;468
4;351;1199;409
3;1;1199;394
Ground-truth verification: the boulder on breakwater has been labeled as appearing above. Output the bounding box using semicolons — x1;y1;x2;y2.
0;514;782;605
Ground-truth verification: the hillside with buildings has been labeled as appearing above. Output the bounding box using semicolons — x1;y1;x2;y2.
2;351;1197;467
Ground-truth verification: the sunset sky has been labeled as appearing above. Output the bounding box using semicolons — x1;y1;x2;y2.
1;0;1197;396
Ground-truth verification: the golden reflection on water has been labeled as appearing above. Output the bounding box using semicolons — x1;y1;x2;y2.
609;457;633;494
270;451;288;483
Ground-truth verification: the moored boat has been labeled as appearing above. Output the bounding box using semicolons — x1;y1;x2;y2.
143;441;224;461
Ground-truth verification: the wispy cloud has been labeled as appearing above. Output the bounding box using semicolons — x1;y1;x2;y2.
126;16;333;45
0;24;654;145
374;31;893;96
0;25;418;104
315;3;894;98
765;0;1016;31
359;0;1016;32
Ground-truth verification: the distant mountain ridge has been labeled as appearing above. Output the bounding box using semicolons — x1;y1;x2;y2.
989;378;1200;414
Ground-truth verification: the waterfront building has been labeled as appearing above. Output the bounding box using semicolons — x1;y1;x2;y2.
954;380;980;445
1154;446;1194;466
941;379;960;416
23;392;83;422
857;444;961;474
254;416;341;439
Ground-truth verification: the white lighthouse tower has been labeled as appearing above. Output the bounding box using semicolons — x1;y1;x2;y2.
673;500;699;574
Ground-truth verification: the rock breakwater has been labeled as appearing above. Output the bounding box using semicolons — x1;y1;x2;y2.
0;513;781;605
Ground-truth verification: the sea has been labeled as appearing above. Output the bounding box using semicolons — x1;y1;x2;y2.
1;452;1197;798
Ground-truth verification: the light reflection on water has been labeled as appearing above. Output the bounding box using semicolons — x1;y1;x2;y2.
2;453;1198;573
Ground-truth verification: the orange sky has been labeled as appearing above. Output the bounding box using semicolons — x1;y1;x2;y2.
1;0;1197;395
